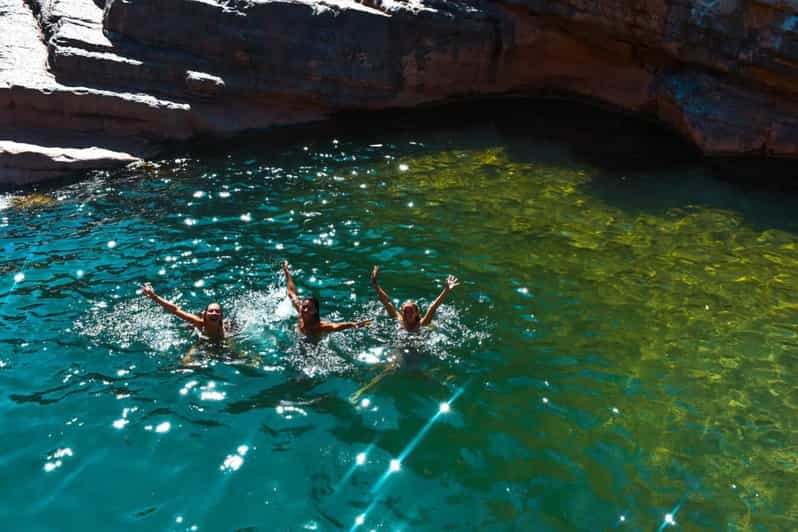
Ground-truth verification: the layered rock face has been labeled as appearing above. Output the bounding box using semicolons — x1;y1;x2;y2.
500;0;798;155
1;0;797;183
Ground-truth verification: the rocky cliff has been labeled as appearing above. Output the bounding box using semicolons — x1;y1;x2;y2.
1;0;797;184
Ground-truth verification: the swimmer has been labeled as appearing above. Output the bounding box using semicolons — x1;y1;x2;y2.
141;282;230;342
370;265;460;331
282;261;372;336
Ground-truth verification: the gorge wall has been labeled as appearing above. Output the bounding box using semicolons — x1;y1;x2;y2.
1;0;797;183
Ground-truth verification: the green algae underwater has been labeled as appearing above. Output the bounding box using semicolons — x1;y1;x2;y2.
2;101;798;530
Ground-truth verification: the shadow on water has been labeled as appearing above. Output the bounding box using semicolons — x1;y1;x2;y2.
10;96;798;234
172;96;798;231
580;164;798;233
351;98;798;234
175;96;699;169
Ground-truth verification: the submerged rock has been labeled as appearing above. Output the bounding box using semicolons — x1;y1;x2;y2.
1;0;798;183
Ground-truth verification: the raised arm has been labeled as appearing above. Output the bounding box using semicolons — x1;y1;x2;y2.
282;261;300;311
141;283;204;327
370;266;398;318
320;319;373;333
421;275;460;326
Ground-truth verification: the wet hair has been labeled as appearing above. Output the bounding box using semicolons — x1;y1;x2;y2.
302;297;320;321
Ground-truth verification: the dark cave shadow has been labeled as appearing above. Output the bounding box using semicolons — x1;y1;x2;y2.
499;102;798;235
577;162;798;234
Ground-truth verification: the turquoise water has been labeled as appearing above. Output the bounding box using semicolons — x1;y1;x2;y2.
3;102;798;530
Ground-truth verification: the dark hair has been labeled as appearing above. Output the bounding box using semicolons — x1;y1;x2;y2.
402;301;420;327
202;303;223;322
302;297;320;321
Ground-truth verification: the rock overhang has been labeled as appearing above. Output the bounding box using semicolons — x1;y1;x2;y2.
1;0;797;184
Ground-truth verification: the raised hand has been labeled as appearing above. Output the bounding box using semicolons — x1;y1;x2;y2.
141;282;155;298
370;265;379;286
445;274;460;291
281;260;290;273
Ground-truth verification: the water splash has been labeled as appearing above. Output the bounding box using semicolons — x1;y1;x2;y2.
75;294;190;352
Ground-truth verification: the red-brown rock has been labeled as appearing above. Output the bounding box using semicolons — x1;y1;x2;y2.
2;0;798;183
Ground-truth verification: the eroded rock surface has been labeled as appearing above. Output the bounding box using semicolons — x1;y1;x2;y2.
0;133;141;185
2;0;798;183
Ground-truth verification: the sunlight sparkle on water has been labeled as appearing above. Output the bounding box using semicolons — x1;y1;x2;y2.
44;448;73;472
198;381;225;401
221;445;249;472
180;380;199;395
200;389;225;401
10;116;795;531
221;454;243;471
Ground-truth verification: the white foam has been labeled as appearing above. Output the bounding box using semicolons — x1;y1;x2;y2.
75;295;189;352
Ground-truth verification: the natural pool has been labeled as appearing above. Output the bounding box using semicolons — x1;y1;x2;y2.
2;101;798;530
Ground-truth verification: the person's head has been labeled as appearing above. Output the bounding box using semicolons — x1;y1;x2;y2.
203;303;223;327
300;297;320;323
400;301;421;329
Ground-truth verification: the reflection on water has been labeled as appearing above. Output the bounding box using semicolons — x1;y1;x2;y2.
2;101;798;529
